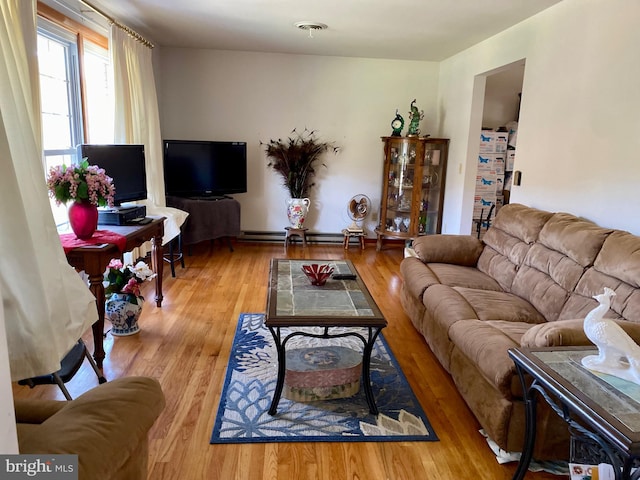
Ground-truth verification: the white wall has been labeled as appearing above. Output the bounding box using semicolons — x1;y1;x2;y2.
438;0;640;235
157;49;439;235
482;63;524;130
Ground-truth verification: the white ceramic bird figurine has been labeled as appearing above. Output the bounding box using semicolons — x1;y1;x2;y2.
581;287;640;385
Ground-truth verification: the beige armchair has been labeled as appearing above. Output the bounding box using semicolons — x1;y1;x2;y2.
15;376;165;480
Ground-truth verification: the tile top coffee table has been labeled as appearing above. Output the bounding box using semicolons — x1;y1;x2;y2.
265;258;387;415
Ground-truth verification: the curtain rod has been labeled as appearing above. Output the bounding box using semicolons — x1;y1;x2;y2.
78;0;155;48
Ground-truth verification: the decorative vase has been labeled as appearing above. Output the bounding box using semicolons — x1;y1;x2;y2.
105;293;143;336
287;198;310;229
68;200;98;240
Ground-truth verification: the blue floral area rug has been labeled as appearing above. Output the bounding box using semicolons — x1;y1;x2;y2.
210;313;437;443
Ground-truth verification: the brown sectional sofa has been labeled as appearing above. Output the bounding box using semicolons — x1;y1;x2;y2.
400;203;640;459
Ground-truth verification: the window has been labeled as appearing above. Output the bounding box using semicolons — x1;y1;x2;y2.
83;41;114;144
36;11;112;226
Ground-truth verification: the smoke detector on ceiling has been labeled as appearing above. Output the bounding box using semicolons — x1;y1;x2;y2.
294;22;328;38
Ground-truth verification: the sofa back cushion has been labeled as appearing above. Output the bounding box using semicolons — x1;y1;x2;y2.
511;212;611;322
477;204;553;292
562;230;640;322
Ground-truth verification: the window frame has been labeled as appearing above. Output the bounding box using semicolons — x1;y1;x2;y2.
37;2;110;226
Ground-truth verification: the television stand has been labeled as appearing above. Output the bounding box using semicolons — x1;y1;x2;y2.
188;195;232;201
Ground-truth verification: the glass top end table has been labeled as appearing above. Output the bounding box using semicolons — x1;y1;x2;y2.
509;346;640;480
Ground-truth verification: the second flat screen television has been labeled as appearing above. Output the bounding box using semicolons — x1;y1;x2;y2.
163;140;247;198
77;143;147;205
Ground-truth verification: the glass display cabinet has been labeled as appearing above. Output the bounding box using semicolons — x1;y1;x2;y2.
375;137;449;251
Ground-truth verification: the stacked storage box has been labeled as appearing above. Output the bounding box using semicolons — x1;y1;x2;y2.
473;131;508;222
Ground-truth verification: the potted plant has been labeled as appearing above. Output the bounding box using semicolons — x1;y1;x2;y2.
103;258;156;336
263;128;338;228
46;159;115;239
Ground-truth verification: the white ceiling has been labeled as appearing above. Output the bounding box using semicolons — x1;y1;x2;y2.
54;0;563;61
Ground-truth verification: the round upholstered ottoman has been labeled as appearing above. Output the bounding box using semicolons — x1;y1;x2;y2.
283;346;362;401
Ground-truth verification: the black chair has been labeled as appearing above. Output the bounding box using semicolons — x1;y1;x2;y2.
474;204;495;239
163;232;185;277
18;339;106;400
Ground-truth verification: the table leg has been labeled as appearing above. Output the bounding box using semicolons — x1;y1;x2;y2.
87;272;106;370
151;233;164;307
268;326;286;415
362;327;382;415
513;365;538;480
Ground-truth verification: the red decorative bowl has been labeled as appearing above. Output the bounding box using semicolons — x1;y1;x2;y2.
301;264;334;286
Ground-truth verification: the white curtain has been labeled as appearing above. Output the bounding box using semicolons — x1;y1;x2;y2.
0;0;97;381
111;26;165;208
111;26;187;261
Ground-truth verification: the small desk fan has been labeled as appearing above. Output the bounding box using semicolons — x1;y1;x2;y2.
346;194;371;233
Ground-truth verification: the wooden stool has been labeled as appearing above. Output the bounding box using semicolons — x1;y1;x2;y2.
342;229;366;249
284;227;308;248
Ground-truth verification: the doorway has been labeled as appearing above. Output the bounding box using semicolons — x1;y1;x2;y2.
471;60;525;238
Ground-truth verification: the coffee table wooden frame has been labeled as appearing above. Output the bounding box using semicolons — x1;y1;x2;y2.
265;259;387;415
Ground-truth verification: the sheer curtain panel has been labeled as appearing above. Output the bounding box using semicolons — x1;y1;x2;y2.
0;0;97;381
111;25;165;207
111;26;187;261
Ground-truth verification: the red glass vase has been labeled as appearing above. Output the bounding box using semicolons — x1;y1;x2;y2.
68;201;98;240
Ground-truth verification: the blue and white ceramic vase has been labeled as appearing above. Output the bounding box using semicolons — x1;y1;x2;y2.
105;293;143;336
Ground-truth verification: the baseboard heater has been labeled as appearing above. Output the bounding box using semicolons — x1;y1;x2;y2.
238;230;348;245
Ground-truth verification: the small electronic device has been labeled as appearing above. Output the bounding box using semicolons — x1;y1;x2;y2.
97;205;146;225
332;273;357;280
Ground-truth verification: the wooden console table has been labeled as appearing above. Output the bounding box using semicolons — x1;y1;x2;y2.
63;217;165;370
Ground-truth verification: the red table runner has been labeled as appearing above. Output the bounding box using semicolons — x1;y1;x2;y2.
59;230;128;254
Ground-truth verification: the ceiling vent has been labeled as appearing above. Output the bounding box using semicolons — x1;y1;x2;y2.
294;22;328;38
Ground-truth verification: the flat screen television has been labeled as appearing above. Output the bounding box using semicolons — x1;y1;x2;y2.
163;140;247;198
77;144;147;206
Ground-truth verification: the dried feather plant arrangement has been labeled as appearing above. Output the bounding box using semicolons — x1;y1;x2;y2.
263;128;339;198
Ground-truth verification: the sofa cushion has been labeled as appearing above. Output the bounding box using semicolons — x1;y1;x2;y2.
412;234;484;266
538;212;612;268
400;256;441;299
477;204;553;292
476;237;523;292
454;287;547;324
521;319;593;347
448;319;527;396
521;318;640;347
490;203;554;245
420;284;480;369
594;231;640;289
565;230;640;323
510;213;612;323
560;284;627;322
425;264;503;291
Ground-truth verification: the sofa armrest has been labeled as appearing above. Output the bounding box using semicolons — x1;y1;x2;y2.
521;319;640;348
14;400;67;424
412;234;484;266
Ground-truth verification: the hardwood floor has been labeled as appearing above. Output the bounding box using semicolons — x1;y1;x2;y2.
12;241;563;479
